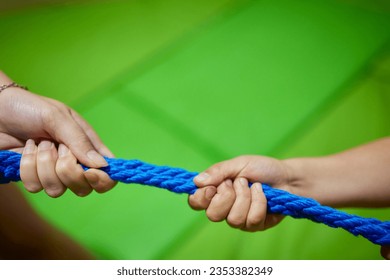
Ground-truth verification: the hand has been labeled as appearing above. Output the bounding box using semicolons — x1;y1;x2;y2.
19;140;116;197
188;155;293;231
0;71;111;168
0;71;117;196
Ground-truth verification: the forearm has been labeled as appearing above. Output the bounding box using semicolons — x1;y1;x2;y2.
284;137;390;208
0;71;13;84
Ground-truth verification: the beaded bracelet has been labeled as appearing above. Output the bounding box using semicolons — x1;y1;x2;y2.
0;82;28;94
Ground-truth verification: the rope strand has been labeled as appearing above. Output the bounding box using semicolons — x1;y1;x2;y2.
1;150;389;245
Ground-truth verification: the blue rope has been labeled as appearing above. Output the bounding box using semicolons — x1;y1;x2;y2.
0;150;389;245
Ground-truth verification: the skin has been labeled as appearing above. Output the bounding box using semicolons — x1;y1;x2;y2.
0;71;117;258
0;71;116;197
189;137;390;259
0;183;93;259
2;71;388;258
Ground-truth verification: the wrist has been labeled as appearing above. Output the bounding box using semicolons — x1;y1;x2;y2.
282;156;344;206
0;71;14;99
282;157;326;203
282;158;307;190
0;72;28;101
0;71;13;85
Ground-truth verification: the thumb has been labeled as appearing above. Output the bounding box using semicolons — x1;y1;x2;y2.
194;157;248;187
46;112;108;168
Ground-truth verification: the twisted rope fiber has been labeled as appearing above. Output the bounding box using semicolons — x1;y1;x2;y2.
1;150;389;245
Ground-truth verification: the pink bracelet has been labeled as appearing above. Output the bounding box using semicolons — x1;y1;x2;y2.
0;82;28;94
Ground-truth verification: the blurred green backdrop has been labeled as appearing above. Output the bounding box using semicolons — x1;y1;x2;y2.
0;0;389;259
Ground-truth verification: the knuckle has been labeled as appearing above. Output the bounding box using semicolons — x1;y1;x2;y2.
246;216;264;230
41;106;61;126
55;161;67;175
56;159;77;178
93;184;111;194
227;215;245;228
24;184;42;193
188;197;203;210
74;188;92;197
38;152;53;164
88;175;116;194
20;155;35;168
72;133;89;145
206;210;224;222
222;189;236;201
210;163;222;173
94;188;107;194
45;188;65;198
67;134;90;150
235;186;251;198
246;220;259;230
207;162;224;176
248;214;264;225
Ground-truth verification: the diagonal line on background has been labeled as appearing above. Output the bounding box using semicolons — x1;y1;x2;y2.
70;0;256;114
265;38;390;158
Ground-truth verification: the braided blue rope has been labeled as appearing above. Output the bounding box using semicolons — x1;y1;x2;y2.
0;150;389;245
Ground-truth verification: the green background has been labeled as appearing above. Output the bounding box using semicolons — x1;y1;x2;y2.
1;0;390;259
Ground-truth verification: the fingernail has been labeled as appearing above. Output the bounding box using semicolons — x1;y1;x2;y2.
205;187;216;200
254;182;263;193
58;145;69;157
87;150;108;167
24;139;36;154
195;172;209;182
38;140;53;151
239;177;247;187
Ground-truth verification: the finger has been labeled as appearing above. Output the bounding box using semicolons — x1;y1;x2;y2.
206;180;235;222
0;132;24;151
245;182;267;231
381;245;390;260
188;186;217;210
56;144;93;197
37;140;66;198
70;109;114;157
226;177;251;228
264;213;284;230
20;139;43;193
43;108;108;168
193;157;248;188
84;169;117;193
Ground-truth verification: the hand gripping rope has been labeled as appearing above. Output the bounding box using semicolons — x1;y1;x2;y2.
0;150;389;246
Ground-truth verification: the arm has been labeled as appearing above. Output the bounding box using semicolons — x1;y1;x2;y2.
0;70;109;167
189;138;390;258
0;71;116;197
285;137;390;208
